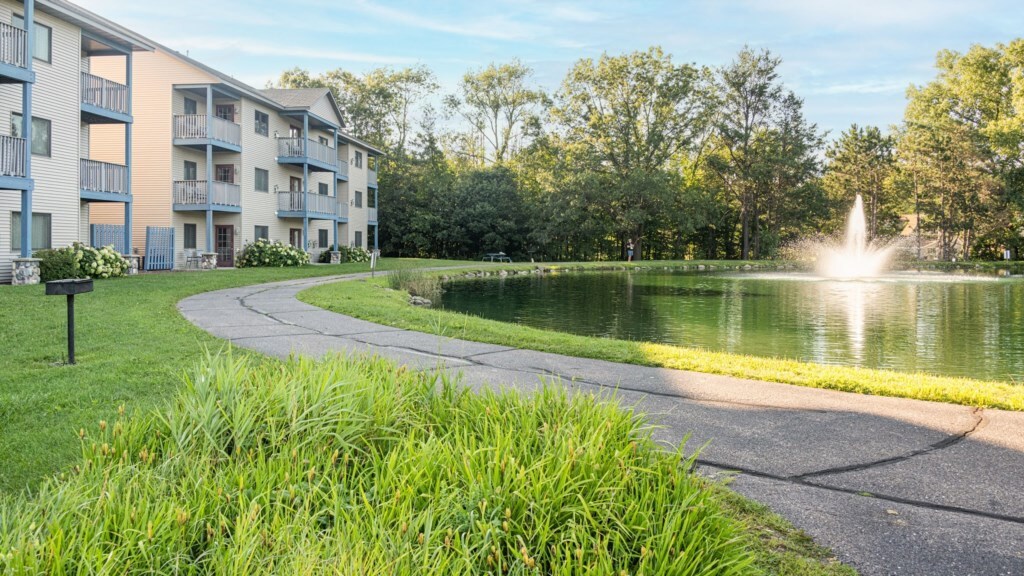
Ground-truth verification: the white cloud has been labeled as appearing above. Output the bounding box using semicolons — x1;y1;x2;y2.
809;80;908;95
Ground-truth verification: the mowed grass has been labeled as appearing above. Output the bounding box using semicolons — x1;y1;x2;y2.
299;264;1024;411
0;353;853;575
0;259;467;493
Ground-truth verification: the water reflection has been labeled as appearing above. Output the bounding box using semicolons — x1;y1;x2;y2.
439;271;1024;381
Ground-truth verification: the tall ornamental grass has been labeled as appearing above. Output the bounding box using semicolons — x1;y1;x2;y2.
0;353;753;575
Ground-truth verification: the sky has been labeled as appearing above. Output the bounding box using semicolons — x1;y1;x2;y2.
78;0;1024;139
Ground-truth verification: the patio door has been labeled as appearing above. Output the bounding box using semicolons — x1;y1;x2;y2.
215;164;235;183
215;104;235;122
289;228;303;249
215;225;234;267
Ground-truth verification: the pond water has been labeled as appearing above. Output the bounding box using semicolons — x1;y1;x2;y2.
439;270;1024;382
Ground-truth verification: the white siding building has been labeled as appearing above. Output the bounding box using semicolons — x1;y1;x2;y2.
0;0;151;283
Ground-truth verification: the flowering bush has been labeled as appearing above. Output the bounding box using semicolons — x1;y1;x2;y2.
236;239;309;268
36;243;128;281
317;244;371;264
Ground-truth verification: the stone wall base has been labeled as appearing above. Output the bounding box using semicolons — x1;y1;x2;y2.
12;258;41;285
200;252;218;270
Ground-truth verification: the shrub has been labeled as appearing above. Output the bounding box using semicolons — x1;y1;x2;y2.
318;244;372;264
34;243;128;281
76;244;129;279
236;239;310;268
35;248;78;282
0;353;754;574
387;267;441;300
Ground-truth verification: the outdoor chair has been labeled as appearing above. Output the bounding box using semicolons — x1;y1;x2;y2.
185;248;202;270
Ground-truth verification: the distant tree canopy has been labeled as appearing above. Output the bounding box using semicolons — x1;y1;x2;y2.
271;39;1024;261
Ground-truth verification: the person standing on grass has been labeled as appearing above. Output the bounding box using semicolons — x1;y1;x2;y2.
627;239;635;262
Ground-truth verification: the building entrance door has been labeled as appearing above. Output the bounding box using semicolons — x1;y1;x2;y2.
215;225;234;267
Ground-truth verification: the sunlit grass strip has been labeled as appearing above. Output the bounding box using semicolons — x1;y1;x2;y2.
299;273;1024;411
0;353;756;574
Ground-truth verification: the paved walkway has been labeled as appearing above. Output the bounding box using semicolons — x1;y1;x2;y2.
179;273;1024;576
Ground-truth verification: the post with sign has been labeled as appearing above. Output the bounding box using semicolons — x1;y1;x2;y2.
45;279;94;365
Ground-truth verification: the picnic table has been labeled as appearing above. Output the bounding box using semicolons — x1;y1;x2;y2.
482;252;513;263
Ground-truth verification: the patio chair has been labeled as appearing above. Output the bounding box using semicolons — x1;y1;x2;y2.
185;248;202;270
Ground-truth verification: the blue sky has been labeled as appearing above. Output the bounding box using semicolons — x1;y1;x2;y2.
79;0;1023;138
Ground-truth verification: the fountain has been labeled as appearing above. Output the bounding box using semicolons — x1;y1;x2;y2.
818;194;894;279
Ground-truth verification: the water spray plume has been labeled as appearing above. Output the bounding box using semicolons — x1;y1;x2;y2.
818;195;894;278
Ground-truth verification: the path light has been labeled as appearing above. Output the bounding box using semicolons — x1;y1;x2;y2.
45;278;93;365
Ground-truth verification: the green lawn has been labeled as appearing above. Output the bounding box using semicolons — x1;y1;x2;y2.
299;263;1024;411
0;259;465;494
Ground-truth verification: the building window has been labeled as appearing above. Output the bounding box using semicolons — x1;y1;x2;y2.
354;190;362;208
289;125;301;138
255;168;269;192
255;110;269;136
184;161;198;181
354;151;363;168
354;230;362;248
10;211;50;251
254;225;268;241
184;223;197;249
11;114;51;157
318;229;328;249
12;15;51;63
318;182;328;195
184;97;197;115
367;190;376;208
318;135;329;147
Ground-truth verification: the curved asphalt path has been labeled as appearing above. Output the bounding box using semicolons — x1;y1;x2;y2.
179;272;1024;576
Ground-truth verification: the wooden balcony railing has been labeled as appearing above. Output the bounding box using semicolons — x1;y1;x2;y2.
81;72;128;115
277;137;338;168
278;191;336;214
0;135;26;177
337;201;349;219
368;168;378;188
173;180;241;206
80;159;128;195
173;114;241;146
0;22;26;69
368;207;378;222
337;159;349;179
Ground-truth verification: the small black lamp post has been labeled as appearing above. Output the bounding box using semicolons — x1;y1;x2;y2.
45;278;93;365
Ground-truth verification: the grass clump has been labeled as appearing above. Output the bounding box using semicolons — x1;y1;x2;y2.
388;267;443;301
0;353;756;574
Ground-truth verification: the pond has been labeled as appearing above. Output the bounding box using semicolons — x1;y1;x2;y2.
439;270;1024;382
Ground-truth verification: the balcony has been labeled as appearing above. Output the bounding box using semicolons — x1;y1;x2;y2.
277;191;336;220
277;137;338;173
80;72;130;123
336;159;349;181
80;159;129;202
173;114;242;152
368;207;378;223
0;134;30;190
0;22;33;84
336;201;349;221
172;180;241;212
368;168;377;188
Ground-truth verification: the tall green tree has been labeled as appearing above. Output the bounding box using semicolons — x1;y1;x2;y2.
823;125;898;237
445;60;548;165
551;46;714;258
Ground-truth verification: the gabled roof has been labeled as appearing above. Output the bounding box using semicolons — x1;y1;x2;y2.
337;132;386;157
259;88;330;109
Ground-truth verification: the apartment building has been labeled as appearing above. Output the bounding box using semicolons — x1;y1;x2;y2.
0;0;152;284
91;46;383;270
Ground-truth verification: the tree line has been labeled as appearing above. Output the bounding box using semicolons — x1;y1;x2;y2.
275;39;1024;261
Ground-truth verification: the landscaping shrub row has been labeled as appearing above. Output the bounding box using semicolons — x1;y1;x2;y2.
236;239;310;268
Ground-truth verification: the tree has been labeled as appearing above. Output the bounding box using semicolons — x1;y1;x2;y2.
823;125;898;237
551;46;714;259
445;60;548;165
